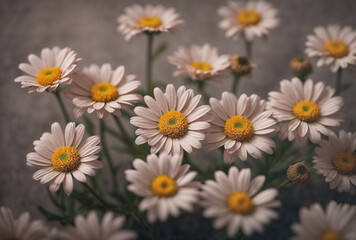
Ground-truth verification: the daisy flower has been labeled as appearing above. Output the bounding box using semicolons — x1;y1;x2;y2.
66;64;142;119
61;211;136;240
291;201;356;240
305;25;356;72
14;47;81;93
167;44;230;81
313;130;356;194
0;206;53;240
267;78;344;145
130;84;211;156
206;92;279;163
117;4;183;41
201;167;281;237
26;122;102;195
125;153;200;223
217;1;279;41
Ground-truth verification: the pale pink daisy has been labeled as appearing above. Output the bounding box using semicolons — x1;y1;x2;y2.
305;25;356;72
313;130;356;194
14;47;81;93
117;4;183;41
201;167;281;237
291;201;356;240
61;211;136;240
130;84;211;156
26;122;102;195
217;1;279;41
168;44;230;81
125;153;200;223
267;78;344;145
206;92;279;163
66;64;142;119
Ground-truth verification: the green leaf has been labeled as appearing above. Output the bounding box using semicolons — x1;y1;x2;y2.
152;42;168;61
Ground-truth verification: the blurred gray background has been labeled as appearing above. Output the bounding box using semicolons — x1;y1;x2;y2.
1;0;356;221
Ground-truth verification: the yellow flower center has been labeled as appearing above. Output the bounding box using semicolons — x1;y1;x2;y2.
237;10;261;26
90;82;119;102
190;61;213;72
151;175;177;196
324;40;349;58
158;110;188;139
332;152;356;175
293;100;320;122
138;16;162;28
320;230;344;240
51;146;80;172
228;191;254;214
224;115;254;142
36;67;62;86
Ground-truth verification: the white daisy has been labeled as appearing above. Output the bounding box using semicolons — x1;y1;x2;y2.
14;47;81;93
130;84;211;156
26;122;102;195
313;130;356;194
117;4;184;41
125;153;200;223
0;206;53;240
61;211;136;240
291;201;356;240
201;167;281;237
217;1;279;41
66;64;142;119
206;92;279;163
305;25;356;72
267;78;344;145
167;44;230;81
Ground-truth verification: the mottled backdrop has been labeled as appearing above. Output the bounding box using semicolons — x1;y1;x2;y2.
1;0;355;227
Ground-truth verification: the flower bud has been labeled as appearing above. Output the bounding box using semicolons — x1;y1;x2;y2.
287;162;310;185
289;57;312;76
230;55;253;76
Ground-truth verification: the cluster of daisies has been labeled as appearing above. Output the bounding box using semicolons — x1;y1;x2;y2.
4;1;356;239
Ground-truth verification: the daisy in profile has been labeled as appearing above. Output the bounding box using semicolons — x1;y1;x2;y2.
117;4;183;41
313;130;356;194
14;47;81;93
267;78;344;145
206;92;278;163
66;64;142;119
168;44;230;81
291;201;356;240
130;84;211;156
27;122;102;195
0;206;53;240
201;167;281;237
61;211;136;240
217;1;279;41
305;25;356;72
125;153;200;223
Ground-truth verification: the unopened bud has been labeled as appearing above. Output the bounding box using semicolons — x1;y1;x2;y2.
287;162;310;185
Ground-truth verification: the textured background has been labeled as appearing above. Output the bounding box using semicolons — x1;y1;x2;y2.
1;0;356;234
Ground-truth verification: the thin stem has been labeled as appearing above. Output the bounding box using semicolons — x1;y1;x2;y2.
232;73;241;94
100;120;118;190
146;33;154;92
276;179;291;189
244;38;252;59
198;81;210;103
335;68;343;95
54;91;71;123
112;115;137;151
82;182;108;207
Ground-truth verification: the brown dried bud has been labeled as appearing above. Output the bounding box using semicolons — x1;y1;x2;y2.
287;162;310;185
230;55;253;76
289;57;312;76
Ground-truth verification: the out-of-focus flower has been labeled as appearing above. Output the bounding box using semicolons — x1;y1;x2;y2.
230;55;254;76
289;57;312;77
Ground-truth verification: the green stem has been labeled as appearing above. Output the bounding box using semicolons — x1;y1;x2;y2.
112;115;137;151
198;81;210;103
264;139;290;175
335;68;343;95
244;38;252;59
146;33;154;92
100;120;118;190
232;73;241;94
54;91;71;123
82;182;109;207
276;179;291;189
